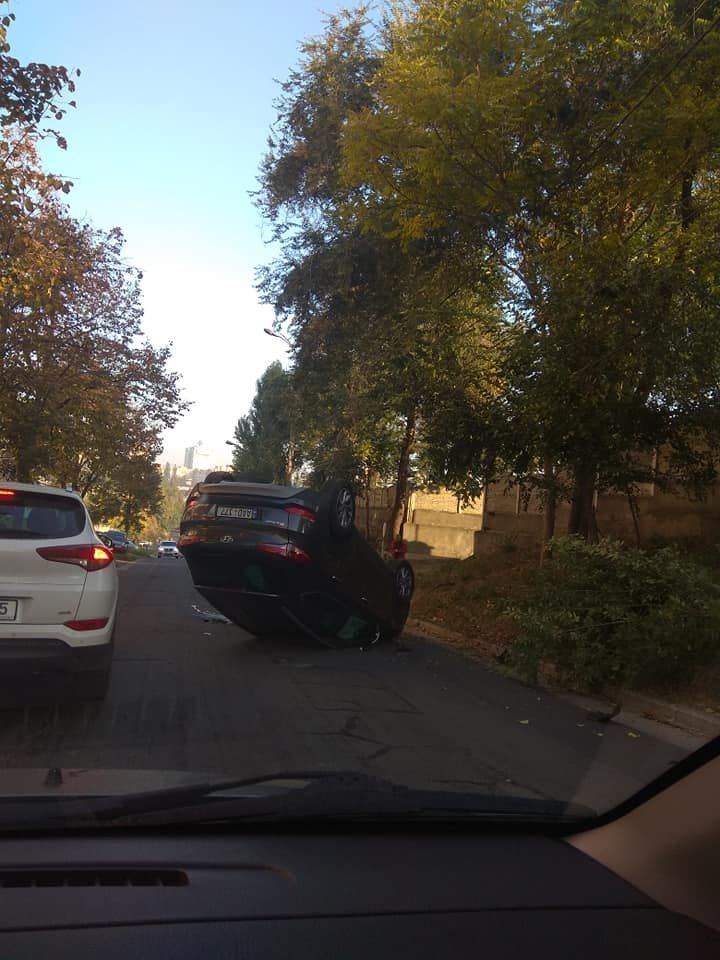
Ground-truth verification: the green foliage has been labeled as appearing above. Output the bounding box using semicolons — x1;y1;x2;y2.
506;537;720;691
86;457;162;538
230;362;296;483
340;0;720;536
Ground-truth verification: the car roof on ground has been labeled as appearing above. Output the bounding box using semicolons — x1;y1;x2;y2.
0;480;83;500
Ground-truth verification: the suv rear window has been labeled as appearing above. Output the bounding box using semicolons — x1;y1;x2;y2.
0;491;85;540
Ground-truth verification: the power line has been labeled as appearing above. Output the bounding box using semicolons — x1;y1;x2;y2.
600;0;713;110
548;5;720;203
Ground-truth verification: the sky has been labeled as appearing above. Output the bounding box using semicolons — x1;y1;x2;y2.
9;0;346;468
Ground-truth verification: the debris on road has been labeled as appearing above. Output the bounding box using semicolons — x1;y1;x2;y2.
191;604;230;624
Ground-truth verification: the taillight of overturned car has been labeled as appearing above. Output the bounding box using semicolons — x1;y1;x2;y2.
177;531;201;547
286;505;315;523
256;542;312;564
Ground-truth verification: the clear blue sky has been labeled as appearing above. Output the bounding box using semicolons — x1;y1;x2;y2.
10;0;346;468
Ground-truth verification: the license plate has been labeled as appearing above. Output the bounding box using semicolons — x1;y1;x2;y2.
216;505;258;520
0;599;18;622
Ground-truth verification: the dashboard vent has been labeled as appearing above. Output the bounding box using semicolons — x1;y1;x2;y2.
0;869;188;888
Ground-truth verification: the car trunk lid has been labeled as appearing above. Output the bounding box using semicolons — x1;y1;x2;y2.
0;490;89;624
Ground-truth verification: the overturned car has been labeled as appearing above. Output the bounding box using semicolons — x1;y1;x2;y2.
178;475;415;646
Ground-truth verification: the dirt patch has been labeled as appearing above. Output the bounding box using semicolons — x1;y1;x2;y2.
411;551;535;644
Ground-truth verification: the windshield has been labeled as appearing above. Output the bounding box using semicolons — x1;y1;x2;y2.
1;0;719;828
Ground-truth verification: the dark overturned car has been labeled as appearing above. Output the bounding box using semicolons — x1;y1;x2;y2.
178;474;415;646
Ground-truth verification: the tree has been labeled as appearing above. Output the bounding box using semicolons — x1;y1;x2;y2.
86;455;162;538
230;362;296;483
159;475;186;534
342;0;720;540
0;5;188;504
257;6;502;541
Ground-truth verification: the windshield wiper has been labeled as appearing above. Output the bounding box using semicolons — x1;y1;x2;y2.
0;770;596;830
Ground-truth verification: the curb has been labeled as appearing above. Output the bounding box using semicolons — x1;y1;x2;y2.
406;618;720;739
605;689;720;739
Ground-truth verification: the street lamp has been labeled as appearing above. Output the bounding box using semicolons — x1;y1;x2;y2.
263;327;292;348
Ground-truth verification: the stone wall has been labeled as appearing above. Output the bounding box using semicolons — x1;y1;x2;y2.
356;478;720;558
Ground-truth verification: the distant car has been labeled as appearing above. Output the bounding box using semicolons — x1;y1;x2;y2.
157;540;180;559
100;530;128;555
178;475;414;646
0;481;118;699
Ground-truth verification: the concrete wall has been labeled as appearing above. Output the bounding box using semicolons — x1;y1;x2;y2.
356;477;720;559
356;486;395;546
597;488;720;543
410;488;484;515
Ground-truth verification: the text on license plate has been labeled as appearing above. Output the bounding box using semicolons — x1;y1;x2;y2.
216;506;258;520
0;599;18;622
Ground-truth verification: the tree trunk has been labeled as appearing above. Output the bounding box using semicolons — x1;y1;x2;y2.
15;443;36;483
283;431;295;486
568;461;598;543
627;490;642;546
388;411;416;544
540;456;556;564
364;483;372;542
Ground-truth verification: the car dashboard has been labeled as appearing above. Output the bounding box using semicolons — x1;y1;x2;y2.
0;829;717;958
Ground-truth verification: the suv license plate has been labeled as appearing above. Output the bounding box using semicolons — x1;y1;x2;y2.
216;506;258;520
0;600;18;622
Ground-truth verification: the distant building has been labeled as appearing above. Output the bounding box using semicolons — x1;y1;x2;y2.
183;446;195;470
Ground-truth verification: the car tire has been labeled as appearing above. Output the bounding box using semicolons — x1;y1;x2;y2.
204;471;235;484
379;624;401;644
75;668;111;701
324;481;356;539
392;560;415;606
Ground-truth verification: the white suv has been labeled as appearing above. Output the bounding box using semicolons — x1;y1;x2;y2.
0;482;118;699
157;540;180;558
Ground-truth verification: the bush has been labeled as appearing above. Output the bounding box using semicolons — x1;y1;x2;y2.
505;537;720;691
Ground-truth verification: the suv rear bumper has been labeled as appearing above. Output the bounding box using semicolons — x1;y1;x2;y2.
0;622;114;678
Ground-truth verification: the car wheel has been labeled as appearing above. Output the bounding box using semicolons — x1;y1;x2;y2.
379;624;401;643
324;481;356;539
75;668;111;701
204;471;235;484
393;560;415;606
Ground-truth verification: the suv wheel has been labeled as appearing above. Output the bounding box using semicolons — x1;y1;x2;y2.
393;560;415;606
204;471;235;484
324;482;356;539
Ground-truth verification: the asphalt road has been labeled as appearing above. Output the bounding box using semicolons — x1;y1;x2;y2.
0;558;705;813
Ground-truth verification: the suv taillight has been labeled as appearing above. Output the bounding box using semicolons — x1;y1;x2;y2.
286;506;315;522
37;544;114;572
256;542;311;563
